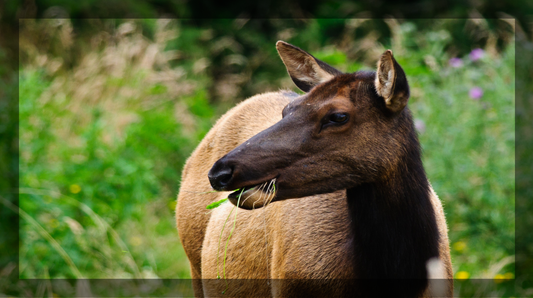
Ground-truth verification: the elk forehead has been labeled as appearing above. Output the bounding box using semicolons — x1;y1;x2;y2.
289;73;376;113
306;74;358;103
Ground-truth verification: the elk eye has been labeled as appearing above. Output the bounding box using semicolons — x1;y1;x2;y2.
329;113;349;124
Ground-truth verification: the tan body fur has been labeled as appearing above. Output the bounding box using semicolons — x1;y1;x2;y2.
176;91;453;297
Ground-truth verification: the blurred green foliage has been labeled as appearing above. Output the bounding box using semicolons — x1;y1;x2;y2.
6;16;519;297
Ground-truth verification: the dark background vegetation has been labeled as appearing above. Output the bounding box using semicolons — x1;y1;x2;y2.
0;0;531;297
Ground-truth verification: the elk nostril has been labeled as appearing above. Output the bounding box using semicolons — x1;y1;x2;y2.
217;168;233;183
218;172;232;185
208;166;234;190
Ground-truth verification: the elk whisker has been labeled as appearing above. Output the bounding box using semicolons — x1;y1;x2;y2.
240;181;268;206
253;182;270;210
264;179;275;203
265;178;277;207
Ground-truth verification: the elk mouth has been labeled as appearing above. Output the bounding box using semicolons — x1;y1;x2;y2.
227;178;278;210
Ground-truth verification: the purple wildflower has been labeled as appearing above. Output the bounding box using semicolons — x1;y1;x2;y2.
469;87;483;100
469;48;484;61
449;57;463;68
414;119;426;134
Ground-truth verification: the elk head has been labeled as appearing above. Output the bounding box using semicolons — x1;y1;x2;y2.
208;41;413;209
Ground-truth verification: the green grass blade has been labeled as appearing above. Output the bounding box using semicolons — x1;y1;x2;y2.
221;188;245;293
216;206;235;279
206;198;228;210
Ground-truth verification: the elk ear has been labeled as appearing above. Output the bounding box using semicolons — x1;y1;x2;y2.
375;50;410;113
276;40;343;92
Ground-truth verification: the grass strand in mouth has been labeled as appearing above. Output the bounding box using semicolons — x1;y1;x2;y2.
221;188;245;294
240;183;266;207
205;188;241;210
210;181;276;293
211;188;242;279
216;205;235;279
206;198;228;210
266;178;277;206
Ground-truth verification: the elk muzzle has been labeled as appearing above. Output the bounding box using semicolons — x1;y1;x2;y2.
208;154;280;209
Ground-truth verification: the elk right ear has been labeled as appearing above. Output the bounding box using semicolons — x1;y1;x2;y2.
375;50;410;113
276;41;343;92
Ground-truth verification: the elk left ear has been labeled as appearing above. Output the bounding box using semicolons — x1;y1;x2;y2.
375;50;410;113
277;41;343;93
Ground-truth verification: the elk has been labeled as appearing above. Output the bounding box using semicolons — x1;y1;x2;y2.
176;41;453;297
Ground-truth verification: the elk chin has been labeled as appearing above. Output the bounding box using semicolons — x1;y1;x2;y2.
228;185;277;210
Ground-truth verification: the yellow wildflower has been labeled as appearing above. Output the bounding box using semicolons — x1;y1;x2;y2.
69;184;81;194
456;271;469;279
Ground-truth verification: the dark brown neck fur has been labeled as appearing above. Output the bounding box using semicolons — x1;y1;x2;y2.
346;119;440;297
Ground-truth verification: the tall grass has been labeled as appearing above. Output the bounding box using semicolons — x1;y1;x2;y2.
19;19;206;279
